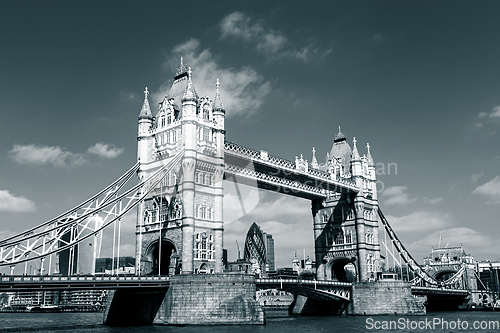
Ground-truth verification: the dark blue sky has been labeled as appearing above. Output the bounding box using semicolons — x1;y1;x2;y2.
1;1;500;268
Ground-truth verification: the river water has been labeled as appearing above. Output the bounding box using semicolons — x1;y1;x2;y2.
1;311;500;332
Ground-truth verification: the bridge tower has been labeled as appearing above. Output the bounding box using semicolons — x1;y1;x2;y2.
311;128;381;282
135;60;225;275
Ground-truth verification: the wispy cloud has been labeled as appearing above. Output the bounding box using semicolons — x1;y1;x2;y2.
0;190;36;212
381;186;417;205
381;185;441;205
87;143;124;159
156;38;271;117
471;171;484;182
479;105;500;119
472;176;500;203
9;144;86;167
407;227;500;262
385;211;452;233
476;105;500;129
220;12;330;62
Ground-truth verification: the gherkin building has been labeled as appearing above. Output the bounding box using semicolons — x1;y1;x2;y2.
243;222;267;269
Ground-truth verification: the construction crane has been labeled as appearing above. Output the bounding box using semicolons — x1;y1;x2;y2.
235;240;241;260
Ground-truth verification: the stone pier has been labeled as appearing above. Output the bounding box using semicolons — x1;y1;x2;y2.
347;281;425;315
103;273;264;326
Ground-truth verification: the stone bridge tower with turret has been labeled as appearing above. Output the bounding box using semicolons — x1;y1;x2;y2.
311;128;381;283
135;60;225;275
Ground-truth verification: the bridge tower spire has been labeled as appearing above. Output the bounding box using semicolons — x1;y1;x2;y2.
137;87;153;166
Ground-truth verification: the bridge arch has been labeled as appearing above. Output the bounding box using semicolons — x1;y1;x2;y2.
433;269;457;281
144;238;177;276
326;257;357;282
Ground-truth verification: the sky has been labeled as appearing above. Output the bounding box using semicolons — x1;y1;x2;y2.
1;1;500;271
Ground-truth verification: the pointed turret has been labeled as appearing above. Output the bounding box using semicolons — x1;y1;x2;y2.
213;79;224;112
366;143;375;167
213;79;226;133
351;137;362;177
330;126;352;174
139;87;152;120
311;147;319;169
182;67;198;102
351;137;361;161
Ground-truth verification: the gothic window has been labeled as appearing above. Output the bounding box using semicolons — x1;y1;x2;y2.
161;116;165;127
200;173;205;185
335;232;344;245
171;131;176;143
167;114;171;125
207;175;212;186
203;105;210;120
203;128;210;141
367;254;375;273
159;198;168;222
201;207;207;219
345;231;352;244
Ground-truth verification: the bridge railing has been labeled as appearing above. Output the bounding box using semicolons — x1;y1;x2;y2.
0;275;170;283
256;278;352;287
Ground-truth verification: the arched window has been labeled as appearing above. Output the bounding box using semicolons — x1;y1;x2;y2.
167;114;171;124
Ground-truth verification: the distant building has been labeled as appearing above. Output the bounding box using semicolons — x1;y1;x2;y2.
56;217;103;276
226;259;253;274
243;222;275;276
95;257;136;275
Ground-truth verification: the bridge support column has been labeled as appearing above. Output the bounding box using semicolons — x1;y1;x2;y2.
289;294;347;316
347;281;425;315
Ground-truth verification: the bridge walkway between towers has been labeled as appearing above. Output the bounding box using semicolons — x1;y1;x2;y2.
224;141;359;199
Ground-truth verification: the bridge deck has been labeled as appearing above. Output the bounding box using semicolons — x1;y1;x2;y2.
224;142;359;199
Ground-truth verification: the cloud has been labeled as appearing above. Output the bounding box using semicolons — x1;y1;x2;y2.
472;176;500;203
384;211;452;233
479;105;500;119
120;91;139;102
87;143;124;159
407;227;500;262
476;105;500;128
157;38;271;117
381;186;417;205
471;171;483;182
219;12;330;62
0;190;36;212
422;197;443;204
9;144;86;167
247;195;310;220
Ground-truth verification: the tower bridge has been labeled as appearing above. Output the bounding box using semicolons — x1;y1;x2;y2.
0;60;474;325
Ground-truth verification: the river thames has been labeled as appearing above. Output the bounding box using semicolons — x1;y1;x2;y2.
1;311;500;333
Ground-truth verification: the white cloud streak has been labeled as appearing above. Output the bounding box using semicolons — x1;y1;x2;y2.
87;143;124;159
157;38;271;117
472;176;500;203
381;186;417;205
220;12;330;62
9;144;86;167
385;211;452;233
0;190;36;212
